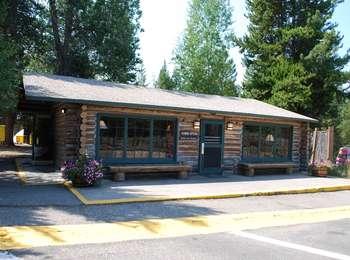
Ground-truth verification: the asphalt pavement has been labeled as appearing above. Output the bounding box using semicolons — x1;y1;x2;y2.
2;155;350;260
8;219;350;260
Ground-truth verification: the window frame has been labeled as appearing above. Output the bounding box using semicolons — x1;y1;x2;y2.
241;122;293;163
96;113;177;165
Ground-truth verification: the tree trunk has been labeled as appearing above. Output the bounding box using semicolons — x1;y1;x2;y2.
4;113;15;146
49;0;65;75
49;0;74;76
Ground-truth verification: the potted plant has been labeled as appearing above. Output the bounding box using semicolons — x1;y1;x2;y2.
62;155;103;187
309;160;331;177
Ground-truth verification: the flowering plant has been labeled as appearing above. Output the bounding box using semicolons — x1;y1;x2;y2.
336;147;350;166
62;155;103;186
310;159;332;168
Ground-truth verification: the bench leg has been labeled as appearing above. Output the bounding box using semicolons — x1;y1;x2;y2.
247;168;255;177
286;167;293;174
177;171;188;179
112;172;125;182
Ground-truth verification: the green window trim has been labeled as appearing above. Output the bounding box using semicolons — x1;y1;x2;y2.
241;122;293;163
96;113;178;165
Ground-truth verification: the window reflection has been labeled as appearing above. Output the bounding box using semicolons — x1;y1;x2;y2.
242;125;259;158
98;116;176;162
152;120;175;159
242;124;292;161
99;118;125;159
127;119;150;158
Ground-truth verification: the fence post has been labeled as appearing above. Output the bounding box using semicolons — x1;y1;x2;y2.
327;126;334;162
310;128;318;165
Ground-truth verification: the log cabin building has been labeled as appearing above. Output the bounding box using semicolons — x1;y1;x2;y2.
20;73;317;176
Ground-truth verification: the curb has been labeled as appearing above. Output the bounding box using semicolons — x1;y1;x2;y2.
65;182;350;205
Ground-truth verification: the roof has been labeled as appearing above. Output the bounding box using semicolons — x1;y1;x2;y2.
23;73;317;123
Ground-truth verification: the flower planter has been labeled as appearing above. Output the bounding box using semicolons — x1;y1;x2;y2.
312;167;328;177
72;176;93;187
62;155;103;187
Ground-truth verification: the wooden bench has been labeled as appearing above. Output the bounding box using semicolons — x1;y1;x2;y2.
109;164;192;182
238;162;297;176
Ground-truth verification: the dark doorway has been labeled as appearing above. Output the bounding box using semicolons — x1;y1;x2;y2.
32;114;54;162
199;120;224;174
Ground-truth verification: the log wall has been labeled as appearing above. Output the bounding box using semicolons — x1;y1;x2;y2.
54;104;81;167
77;104;306;173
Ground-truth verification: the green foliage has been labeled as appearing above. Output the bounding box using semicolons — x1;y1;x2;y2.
0;36;20;112
89;0;142;82
156;61;176;90
0;0;51;112
27;0;142;82
237;0;350;122
173;0;237;96
337;101;350;145
134;62;147;86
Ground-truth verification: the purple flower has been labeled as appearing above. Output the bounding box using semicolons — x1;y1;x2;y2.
61;156;103;185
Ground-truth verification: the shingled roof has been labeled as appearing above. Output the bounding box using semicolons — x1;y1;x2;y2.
23;73;317;123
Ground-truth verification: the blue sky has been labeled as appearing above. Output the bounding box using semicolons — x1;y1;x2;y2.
139;0;350;86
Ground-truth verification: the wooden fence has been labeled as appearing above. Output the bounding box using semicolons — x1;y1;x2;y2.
310;127;334;164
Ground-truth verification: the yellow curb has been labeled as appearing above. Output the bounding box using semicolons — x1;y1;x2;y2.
1;205;350;250
65;183;350;205
14;158;27;185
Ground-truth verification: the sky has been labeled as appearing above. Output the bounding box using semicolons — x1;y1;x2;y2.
139;0;350;87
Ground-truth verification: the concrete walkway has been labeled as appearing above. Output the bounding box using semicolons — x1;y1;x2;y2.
72;173;350;204
14;154;350;205
15;157;64;185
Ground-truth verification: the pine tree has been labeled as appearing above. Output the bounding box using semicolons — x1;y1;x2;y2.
236;0;350;121
173;0;237;96
155;61;176;90
1;0;45;145
134;62;147;86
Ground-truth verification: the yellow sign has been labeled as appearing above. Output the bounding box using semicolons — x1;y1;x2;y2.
0;125;5;143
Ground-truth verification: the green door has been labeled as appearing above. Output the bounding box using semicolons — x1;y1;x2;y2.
199;120;224;174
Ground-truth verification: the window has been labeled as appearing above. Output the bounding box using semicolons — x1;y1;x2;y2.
98;115;176;163
99;118;125;159
127;119;150;158
152;120;175;159
242;123;292;162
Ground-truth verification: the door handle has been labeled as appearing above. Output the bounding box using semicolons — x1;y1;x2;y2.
201;143;205;155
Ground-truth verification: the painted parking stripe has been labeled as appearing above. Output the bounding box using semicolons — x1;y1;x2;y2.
232;231;350;260
1;206;350;250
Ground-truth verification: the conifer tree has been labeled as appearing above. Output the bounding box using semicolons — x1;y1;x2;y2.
156;61;176;90
236;0;350;122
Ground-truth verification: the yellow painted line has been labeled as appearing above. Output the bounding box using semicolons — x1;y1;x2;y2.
65;182;350;205
1;206;350;250
14;158;27;185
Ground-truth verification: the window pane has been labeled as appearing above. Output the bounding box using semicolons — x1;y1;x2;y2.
99;117;124;159
204;124;222;144
152;120;175;159
275;127;291;158
242;125;259;158
260;126;275;158
127;119;150;158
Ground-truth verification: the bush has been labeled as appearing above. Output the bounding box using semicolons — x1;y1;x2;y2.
62;155;103;185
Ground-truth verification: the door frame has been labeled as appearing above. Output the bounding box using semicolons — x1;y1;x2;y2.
198;119;224;175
